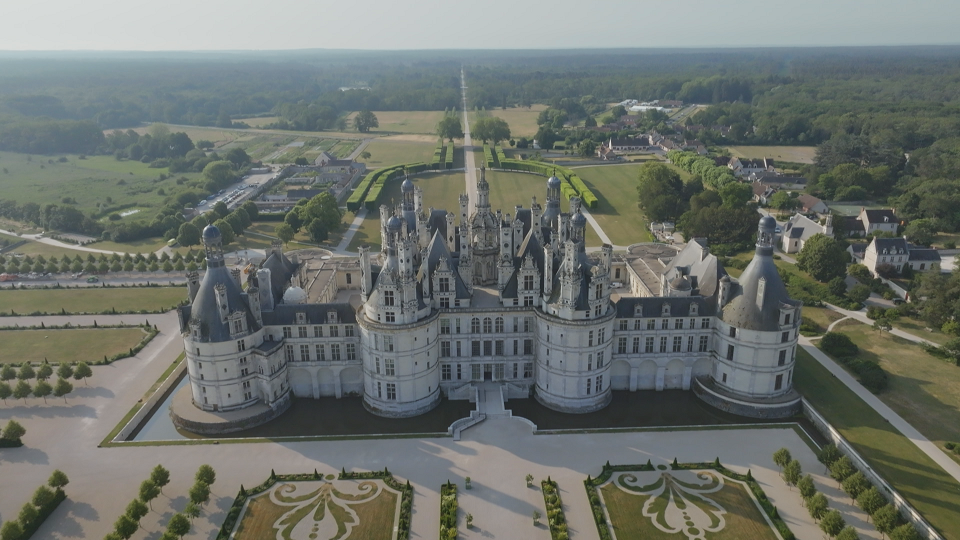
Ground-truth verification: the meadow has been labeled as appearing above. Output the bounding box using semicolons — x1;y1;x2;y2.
361;137;438;170
575;164;656;246
0;327;149;364
725;146;817;164
470;104;547;138
0;287;185;314
346;110;448;135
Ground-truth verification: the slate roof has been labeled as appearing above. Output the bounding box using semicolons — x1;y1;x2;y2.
909;249;941;262
614;296;717;318
260;303;357;326
182;260;261;343
863;209;899;224
720;245;800;332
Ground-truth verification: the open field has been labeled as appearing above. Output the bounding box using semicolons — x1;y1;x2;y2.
600;471;778;540
245;221;344;251
801;305;844;332
130;126;359;162
346;171;466;252
893;316;953;346
0;150;202;217
0;327;148;364
794;348;960;538
347;110;447;134
0;231;106;259
0;287;185;314
576;165;654;245
726;146;817;164
470;104;547;138
828;323;960;462
362;137;437;170
233;116;281;127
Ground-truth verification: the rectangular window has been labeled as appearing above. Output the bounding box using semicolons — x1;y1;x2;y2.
599;328;606;344
375;357;381;374
346;273;352;284
330;326;339;337
597;351;604;368
439;277;450;292
442;364;452;380
457;341;462;357
232;319;243;334
729;327;737;338
345;326;354;337
513;340;518;355
471;364;481;380
377;382;382;398
524;339;533;355
298;326;308;338
237;339;246;352
619;320;628;331
699;336;709;352
727;345;735;361
346;343;356;361
456;318;462;333
513;363;519;378
775;374;783;391
588;331;594;347
618;337;627;354
634;319;643;331
661;319;669;330
483;341;492;356
778;350;787;366
384;290;395;306
331;344;342;361
314;326;323;338
472;341;481;356
300;344;310;361
633;337;641;353
675;318;683;330
647;319;656;330
596;375;603;393
722;373;727;383
588;354;593;370
441;319;451;334
524;275;535;290
441;341;451;357
524;363;533;378
385;359;395;376
440;297;450;308
285;345;295;362
457;364;462;380
645;337;655;353
283;327;292;338
495;340;504;355
701;318;711;329
690;318;696;330
687;336;694;352
660;337;668;353
586;378;592;395
781;331;789;343
316;344;326;361
673;336;682;352
386;383;396;400
384;335;394;352
385;312;395;323
524;317;532;333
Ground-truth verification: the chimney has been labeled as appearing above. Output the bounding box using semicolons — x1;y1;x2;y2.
230;268;242;289
186;271;200;302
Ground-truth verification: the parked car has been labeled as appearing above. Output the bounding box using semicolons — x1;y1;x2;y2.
86;276;99;283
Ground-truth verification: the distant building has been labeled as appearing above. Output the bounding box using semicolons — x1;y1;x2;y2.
781;214;833;254
796;194;828;215
861;237;941;276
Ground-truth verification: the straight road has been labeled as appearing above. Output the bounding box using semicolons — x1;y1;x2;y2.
461;68;478;210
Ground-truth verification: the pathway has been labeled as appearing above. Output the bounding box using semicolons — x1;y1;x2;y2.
800;337;960;485
461;68;479;210
823;303;940;347
0;228;123;255
334;207;368;254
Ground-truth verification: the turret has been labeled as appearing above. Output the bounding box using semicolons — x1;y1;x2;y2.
230;268;242;289
531;196;542;229
823;214;834;237
500;217;514;259
476;165;490;209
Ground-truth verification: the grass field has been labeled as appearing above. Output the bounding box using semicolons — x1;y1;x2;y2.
599;472;778;540
233;481;397;540
576;165;656;246
0;327;148;364
362;137;437;170
470;104;547;138
726;146;817;164
0;232;105;259
828;323;960;464
0;150;203;217
892;316;953;346
347;110;447;134
234;116;281;127
801;305;844;332
0;287;185;314
794;348;960;538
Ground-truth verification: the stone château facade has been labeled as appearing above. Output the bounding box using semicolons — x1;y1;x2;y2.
176;168;802;432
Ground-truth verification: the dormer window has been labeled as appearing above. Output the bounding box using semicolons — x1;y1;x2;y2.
328;310;338;324
296;312;306;324
661;303;671;316
690;303;699;315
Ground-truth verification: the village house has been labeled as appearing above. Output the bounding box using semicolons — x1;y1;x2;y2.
781;214;834;254
796;194;828;215
860;237;941;277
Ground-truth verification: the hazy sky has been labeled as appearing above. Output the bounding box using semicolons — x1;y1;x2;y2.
2;0;958;51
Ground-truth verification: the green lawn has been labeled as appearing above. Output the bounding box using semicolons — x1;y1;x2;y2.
0;287;185;314
827;323;960;465
576;165;655;246
599;473;778;540
470;104;547;138
362;138;437;170
0;232;97;259
794;348;960;539
347;110;447;134
801;305;844;332
893;316;953;346
0;151;203;217
725;146;817;165
0;327;149;364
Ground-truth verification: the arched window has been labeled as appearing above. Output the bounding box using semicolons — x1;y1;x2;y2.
471;318;480;333
495;317;504;333
483;317;492;333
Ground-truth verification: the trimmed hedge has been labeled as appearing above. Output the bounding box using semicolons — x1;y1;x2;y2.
496;159;599;209
541;478;569;540
495;144;507;165
10;488;66;540
584;461;794;540
444;142;454;169
483;143;498;168
217;468;413;540
440;481;458;540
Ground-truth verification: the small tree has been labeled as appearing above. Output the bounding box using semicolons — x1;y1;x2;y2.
836;526;860;540
139;479;160;509
33;379;53;403
152;464;171;493
13;379;31;403
183;501;201;520
533;510;541;525
189;481;211;506
1;521;23;540
841;471;870;500
18;362;35;380
73;362;92;385
56;362;74;380
114;514;139;540
48;469;69;490
18;502;39;528
53;378;74;403
0;381;11;404
820;509;846;538
466;513;474;528
783;459;802;487
32;485;57;507
808;492;828;521
126;498;149;525
196;464;216;485
1;419;26;442
772;448;792;473
798;474;816;500
36;363;53;381
525;473;534;487
889;523;922;540
0;364;16;381
856;486;886;517
818;444;843;468
167;513;192;539
873;504;902;538
829;456;856;483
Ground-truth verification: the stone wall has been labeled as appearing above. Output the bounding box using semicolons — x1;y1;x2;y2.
693;378;801;419
170;393;292;436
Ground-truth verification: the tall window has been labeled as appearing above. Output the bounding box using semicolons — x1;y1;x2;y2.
778;350;787;366
634;319;643;331
687;336;694;352
331;344;342;361
588;354;593;370
524;339;533;355
660;337;668;353
314;326;323;337
386;383;396;400
729;327;737;338
618;337;627;354
439;277;450;292
586;378;592;395
495;317;504;333
647;319;656;330
441;319;451;334
673;336;682;352
385;359;395;376
285;345;295;362
495;340;504;355
472;341;481;356
483;341;492;355
674;319;683;330
298;326;308;338
384;335;394;352
781;331;790;343
595;375;603;393
774;374;783;391
346;343;356;361
726;345;735;361
283;327;292;338
595;283;602;299
524;317;532;332
483;318;492;333
661;319;669;330
233;319;244;334
633;337;641;353
375;358;380;374
645;337;654;353
330;326;339;337
316;344;325;361
384;290;395;306
524;275;535;290
442;364;452;380
237;339;246;352
471;318;480;333
619;320;628;331
441;341;451;357
300;344;310;361
345;326;354;337
588;331;594;347
597;351;605;368
699;336;709;352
